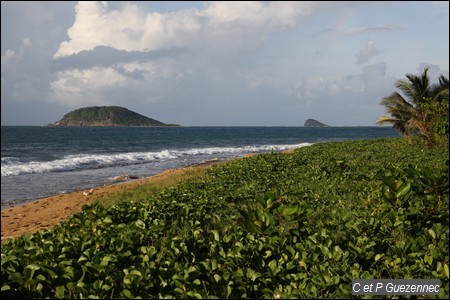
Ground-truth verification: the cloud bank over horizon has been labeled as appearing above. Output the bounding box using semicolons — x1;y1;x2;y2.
2;1;449;126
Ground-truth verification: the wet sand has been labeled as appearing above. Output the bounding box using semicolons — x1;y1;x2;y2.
1;160;221;242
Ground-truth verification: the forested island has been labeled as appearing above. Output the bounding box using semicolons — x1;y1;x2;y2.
49;106;179;127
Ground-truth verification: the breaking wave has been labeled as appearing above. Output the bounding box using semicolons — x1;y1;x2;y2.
1;143;312;177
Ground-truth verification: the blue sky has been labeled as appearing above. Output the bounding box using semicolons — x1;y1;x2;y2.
1;1;449;126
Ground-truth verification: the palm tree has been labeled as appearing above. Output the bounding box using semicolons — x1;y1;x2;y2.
377;67;449;139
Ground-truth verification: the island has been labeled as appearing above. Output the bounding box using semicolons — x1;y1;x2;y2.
49;106;179;127
304;119;329;127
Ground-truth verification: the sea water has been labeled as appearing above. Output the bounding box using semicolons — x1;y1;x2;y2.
1;126;399;209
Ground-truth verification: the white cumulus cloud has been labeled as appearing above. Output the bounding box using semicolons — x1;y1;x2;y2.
49;1;327;108
50;67;128;106
1;37;32;65
53;1;320;58
356;39;382;65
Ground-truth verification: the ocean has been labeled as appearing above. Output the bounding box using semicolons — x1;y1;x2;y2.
1;126;400;209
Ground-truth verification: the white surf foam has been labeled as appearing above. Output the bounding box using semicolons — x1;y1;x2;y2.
1;143;312;177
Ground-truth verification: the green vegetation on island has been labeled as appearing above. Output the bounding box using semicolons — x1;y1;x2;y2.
49;106;179;127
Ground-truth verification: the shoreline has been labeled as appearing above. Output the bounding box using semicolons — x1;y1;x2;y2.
0;158;223;211
1;159;223;242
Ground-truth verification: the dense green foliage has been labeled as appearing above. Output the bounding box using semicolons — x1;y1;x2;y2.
377;67;449;145
51;106;178;127
1;138;448;298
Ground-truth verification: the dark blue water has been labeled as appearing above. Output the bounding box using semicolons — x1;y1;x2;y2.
1;126;399;208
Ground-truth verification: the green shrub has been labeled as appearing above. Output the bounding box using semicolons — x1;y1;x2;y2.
2;138;448;298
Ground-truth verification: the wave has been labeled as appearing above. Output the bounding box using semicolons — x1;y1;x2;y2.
1;143;312;177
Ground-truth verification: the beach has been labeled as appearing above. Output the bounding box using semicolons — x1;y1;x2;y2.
1;126;400;242
2;126;399;209
1;160;220;242
2;138;448;298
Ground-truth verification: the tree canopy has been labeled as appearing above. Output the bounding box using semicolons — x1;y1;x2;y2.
376;67;449;145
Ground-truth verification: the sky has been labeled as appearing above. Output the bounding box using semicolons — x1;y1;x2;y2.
1;1;449;126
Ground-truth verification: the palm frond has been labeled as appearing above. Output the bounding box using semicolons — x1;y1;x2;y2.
439;75;449;87
377;67;449;141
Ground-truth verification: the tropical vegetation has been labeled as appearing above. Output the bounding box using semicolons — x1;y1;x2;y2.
376;67;449;145
1;138;448;298
50;106;179;127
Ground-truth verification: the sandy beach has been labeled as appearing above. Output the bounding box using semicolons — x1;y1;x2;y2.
1;160;221;243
